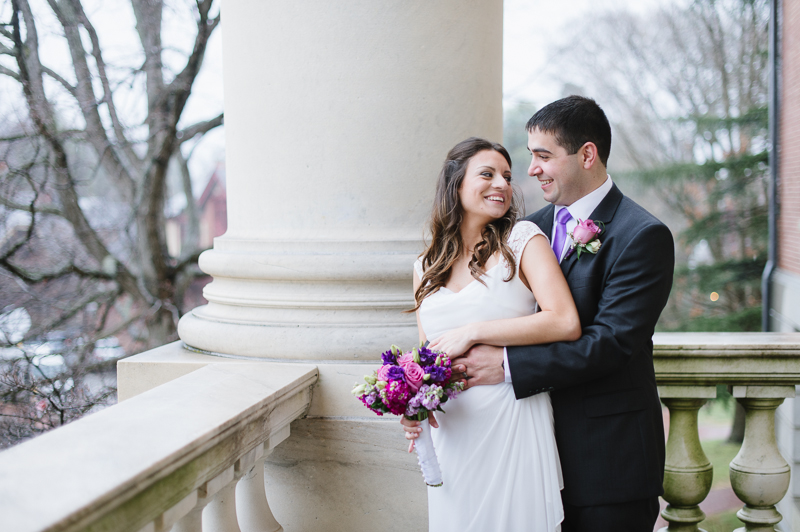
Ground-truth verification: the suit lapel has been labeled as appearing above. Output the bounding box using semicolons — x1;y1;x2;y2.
560;246;579;277
589;183;623;226
526;204;555;239
561;184;624;279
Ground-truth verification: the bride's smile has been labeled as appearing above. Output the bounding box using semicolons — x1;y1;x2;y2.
458;150;512;224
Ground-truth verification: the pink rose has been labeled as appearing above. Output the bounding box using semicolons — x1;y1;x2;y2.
397;353;414;366
398;354;425;392
572;219;601;245
377;364;391;382
402;362;425;392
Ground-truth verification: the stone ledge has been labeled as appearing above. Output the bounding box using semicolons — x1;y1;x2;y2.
654;332;800;386
0;360;317;532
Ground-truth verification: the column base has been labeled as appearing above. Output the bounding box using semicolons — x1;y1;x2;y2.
263;418;427;532
178;240;422;360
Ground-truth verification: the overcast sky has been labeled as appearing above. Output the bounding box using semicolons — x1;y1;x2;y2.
503;0;667;108
0;0;670;190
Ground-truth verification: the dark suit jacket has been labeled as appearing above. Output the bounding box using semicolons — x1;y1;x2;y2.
507;184;674;507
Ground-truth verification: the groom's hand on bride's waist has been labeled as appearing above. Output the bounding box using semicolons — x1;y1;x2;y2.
451;344;505;390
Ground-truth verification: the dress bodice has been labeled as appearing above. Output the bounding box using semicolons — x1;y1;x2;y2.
414;221;547;340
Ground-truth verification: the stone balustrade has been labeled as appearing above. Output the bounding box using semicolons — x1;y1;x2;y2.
0;356;317;532
1;333;799;531
653;332;800;532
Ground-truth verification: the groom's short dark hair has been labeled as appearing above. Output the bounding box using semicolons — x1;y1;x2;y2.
526;95;611;167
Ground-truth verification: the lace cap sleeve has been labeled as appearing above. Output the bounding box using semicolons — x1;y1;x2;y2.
508;221;548;259
413;257;424;279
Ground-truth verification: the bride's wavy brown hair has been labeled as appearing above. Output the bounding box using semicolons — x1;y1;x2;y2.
410;137;522;312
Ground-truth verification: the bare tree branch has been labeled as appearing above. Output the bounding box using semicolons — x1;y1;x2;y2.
0;259;114;284
0;63;20;81
135;0;219;300
65;0;142;175
41;66;76;96
0;194;63;216
175;150;200;255
130;0;165;110
32;289;118;341
179;112;223;142
94;302;160;342
12;0;148;304
172;249;204;276
44;0;136;194
1;0;222;446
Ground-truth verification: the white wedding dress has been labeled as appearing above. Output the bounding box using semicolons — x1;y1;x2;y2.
414;221;563;532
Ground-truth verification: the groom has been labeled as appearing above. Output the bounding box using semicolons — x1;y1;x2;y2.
456;96;674;530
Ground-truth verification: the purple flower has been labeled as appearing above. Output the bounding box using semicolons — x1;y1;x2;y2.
418;384;443;410
381;349;398;365
360;392;386;415
386;365;405;381
417;346;438;366
425;365;447;383
405;403;421;416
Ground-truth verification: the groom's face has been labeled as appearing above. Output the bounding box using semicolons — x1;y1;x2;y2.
527;128;585;206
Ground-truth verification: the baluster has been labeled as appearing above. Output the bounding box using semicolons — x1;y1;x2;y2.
156;492;198;532
236;445;283;532
729;386;794;532
202;466;241;532
658;386;716;532
172;468;236;532
171;488;208;532
171;505;203;532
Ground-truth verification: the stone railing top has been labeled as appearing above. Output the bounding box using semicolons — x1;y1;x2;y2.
654;332;800;352
653;332;800;386
0;361;317;532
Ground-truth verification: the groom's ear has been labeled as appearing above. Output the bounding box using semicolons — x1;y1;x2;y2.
579;142;599;170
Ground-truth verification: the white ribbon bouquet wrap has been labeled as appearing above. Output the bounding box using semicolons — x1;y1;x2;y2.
352;344;464;487
414;417;443;486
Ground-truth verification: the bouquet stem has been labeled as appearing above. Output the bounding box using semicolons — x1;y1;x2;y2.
410;413;443;487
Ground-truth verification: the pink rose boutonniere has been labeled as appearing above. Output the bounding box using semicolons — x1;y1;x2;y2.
567;219;604;259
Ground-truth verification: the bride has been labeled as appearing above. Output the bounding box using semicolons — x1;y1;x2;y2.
402;137;581;531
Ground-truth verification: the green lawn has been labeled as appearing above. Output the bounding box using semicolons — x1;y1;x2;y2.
698;394;736;426
702;509;744;531
702;439;742;489
699;439;744;530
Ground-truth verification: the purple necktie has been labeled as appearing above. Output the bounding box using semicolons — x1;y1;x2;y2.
552;208;573;262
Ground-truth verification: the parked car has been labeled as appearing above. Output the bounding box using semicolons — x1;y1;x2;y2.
92;337;126;361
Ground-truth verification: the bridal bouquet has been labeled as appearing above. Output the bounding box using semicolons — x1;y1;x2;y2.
352;344;464;487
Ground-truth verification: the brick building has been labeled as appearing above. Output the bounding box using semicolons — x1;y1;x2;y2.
773;0;800;527
771;0;800;334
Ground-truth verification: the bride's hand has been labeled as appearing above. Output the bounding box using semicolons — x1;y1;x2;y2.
428;325;476;358
401;412;439;452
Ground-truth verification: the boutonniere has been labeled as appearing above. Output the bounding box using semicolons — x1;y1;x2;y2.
566;219;604;259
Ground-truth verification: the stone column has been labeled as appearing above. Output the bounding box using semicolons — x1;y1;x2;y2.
177;1;503;530
178;0;503;359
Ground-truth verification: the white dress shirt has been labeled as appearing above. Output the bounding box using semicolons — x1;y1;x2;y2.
503;176;614;382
